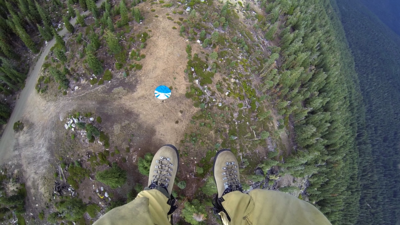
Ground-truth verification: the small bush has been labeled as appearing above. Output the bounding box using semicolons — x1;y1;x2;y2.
103;70;113;81
95;163;127;188
96;116;102;123
135;64;143;70
98;79;104;85
44;77;51;84
90;79;98;85
182;199;207;224
56;198;86;221
86;204;100;218
36;211;44;221
196;166;203;174
99;132;110;148
138;153;154;176
98;152;108;165
76;122;86;129
13;121;24;132
115;62;123;70
86;124;100;140
177;181;186;189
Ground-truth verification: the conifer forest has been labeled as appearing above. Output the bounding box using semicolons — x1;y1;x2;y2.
0;0;399;224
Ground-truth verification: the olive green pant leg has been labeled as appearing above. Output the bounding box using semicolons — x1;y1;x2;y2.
219;191;254;225
93;189;171;225
220;190;331;225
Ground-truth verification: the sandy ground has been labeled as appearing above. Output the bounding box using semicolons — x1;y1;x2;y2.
0;0;197;208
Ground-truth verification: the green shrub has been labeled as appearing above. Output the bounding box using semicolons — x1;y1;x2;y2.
56;198;86;221
135;64;143;70
196;166;203;174
76;122;86;129
86;124;100;140
99;132;110;148
90;78;98;85
67;161;89;189
13;121;24;132
95;163;127;188
47;212;60;223
279;186;299;193
200;176;217;196
115;62;123;70
67;176;79;189
177;181;186;189
182;199;207;224
98;152;108;165
98;79;104;85
96;116;102;123
103;70;113;81
86;204;100;218
38;211;44;220
138;153;154;176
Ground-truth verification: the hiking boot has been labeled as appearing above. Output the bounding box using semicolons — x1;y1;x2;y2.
148;145;179;196
213;149;242;198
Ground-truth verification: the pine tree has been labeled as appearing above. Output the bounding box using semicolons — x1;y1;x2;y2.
0;74;17;90
35;1;51;26
0;30;19;59
0;16;10;32
52;27;65;50
54;49;67;63
89;32;101;50
49;67;69;89
211;31;219;45
105;0;111;13
63;16;74;33
18;0;29;17
5;19;17;35
28;0;41;22
15;23;38;53
79;0;87;11
105;29;121;54
265;22;278;40
0;102;11;124
86;0;98;18
67;2;76;18
86;51;103;75
95;163;127;188
107;16;114;32
37;24;52;41
120;0;128;26
76;10;86;26
132;8;141;23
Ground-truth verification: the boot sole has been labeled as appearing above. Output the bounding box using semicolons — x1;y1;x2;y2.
213;149;232;186
163;144;179;172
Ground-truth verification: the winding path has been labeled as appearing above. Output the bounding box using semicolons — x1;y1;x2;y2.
0;2;105;164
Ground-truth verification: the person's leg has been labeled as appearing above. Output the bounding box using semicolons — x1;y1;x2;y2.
212;149;251;225
211;149;331;225
93;145;179;225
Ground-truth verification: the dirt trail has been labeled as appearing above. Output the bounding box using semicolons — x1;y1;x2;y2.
0;1;196;206
0;0;108;202
0;0;106;165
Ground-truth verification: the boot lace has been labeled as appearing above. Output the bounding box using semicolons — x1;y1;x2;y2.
222;161;242;191
150;156;174;188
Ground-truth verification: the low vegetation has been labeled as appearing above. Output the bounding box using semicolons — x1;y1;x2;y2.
95;163;127;188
